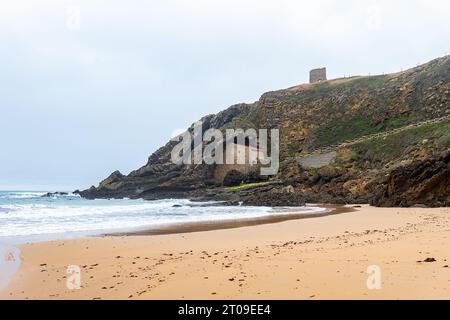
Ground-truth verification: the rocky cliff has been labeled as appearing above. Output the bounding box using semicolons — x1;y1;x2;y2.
371;150;450;207
80;55;450;207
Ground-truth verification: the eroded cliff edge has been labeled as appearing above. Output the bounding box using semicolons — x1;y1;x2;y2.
79;55;450;207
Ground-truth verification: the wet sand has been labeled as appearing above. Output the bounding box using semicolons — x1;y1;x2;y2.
1;205;450;300
107;205;352;236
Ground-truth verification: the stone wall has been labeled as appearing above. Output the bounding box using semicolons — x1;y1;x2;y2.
213;144;266;185
310;68;327;83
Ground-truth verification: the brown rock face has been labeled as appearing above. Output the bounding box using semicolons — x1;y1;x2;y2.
372;150;450;207
222;170;245;187
79;55;450;207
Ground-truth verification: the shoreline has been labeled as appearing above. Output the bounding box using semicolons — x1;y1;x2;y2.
1;205;449;300
0;204;347;245
0;204;347;295
106;204;353;237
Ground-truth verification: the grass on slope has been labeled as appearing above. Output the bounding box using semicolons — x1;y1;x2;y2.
226;182;266;191
350;120;450;166
313;114;411;147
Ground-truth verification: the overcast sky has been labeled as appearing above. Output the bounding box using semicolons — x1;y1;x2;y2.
1;0;449;191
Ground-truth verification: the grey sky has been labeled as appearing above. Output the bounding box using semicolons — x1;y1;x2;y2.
1;0;449;190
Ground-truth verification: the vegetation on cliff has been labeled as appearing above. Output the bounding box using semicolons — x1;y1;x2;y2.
80;55;449;207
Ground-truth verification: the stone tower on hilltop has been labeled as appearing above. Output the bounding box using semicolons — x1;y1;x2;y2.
310;67;327;83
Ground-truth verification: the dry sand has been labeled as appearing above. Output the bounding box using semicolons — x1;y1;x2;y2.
1;205;450;300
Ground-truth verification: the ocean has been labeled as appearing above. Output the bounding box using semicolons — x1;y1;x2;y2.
0;191;326;244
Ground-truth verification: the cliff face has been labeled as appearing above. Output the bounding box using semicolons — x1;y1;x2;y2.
80;55;450;207
371;150;450;207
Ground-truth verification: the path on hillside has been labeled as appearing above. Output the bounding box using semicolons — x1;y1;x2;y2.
296;113;450;168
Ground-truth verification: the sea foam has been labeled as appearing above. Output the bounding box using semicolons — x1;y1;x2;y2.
0;191;326;244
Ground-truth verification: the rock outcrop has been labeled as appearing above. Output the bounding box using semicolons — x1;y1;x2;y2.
42;192;69;198
79;55;450;207
371;150;450;207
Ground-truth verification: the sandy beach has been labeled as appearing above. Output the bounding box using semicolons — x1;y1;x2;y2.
1;205;450;300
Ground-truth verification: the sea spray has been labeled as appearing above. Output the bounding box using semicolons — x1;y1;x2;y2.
0;191;327;244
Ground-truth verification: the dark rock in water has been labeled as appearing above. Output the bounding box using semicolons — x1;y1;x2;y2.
73;190;81;195
42;192;69;198
371;151;450;208
423;258;437;263
242;193;306;207
172;204;183;208
201;183;306;207
240;185;306;207
188;200;242;207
